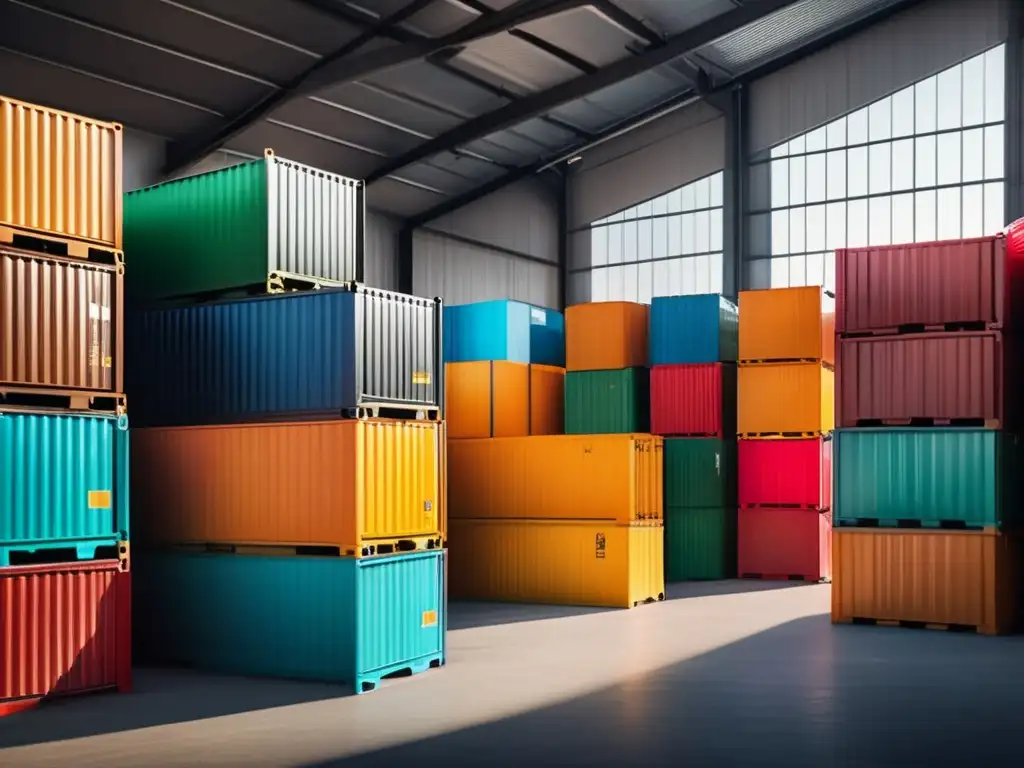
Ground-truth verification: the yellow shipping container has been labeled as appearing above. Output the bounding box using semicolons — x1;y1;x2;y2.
738;362;833;436
566;301;648;371
446;361;564;439
132;419;442;556
448;433;662;523
449;519;665;608
738;286;835;365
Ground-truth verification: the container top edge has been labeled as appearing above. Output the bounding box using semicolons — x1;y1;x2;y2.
0;558;125;578
0;244;122;272
0;94;122;131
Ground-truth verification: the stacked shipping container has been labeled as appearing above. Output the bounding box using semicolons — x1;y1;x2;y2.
832;235;1024;634
737;287;834;582
649;295;739;580
0;96;131;716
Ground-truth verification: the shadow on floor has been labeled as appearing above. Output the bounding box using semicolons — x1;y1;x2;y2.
447;600;615;629
665;578;819;600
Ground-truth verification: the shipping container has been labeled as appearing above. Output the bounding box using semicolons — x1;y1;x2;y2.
0;559;131;714
0;247;122;394
650;363;737;437
444;300;564;366
738;286;835;364
737;363;834;436
566;301;649;371
564;367;649;434
0;410;129;562
530;304;566;367
0;96;123;254
134;550;445;692
833;428;1021;529
649;294;739;365
737;508;831;581
446;361;564;439
123;149;363;302
448;433;663;524
836;236;1022;334
832;529;1021;635
128;285;442;427
132;419;441;556
664;438;736;508
836;331;1008;428
448;519;664;608
664;507;736;581
738;437;831;509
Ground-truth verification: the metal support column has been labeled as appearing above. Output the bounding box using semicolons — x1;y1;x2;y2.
721;84;749;301
557;170;569;310
1005;0;1024;224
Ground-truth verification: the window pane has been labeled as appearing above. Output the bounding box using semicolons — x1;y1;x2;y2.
806;153;826;203
824;252;836;293
984;182;1004;235
652;216;668;260
937;132;962;185
789;134;806;156
826;150;846;200
916;76;938;133
652;259;669;299
806;251;825;288
789;254;807;286
681;182;696;211
710;172;724;207
681;255;696;294
962;53;985;127
607;223;623;263
848;107;869;145
608;210;625;223
790;155;806;205
682;213;696;255
710;208;723;252
869;196;892;246
608;265;624;300
962;184;984;238
936;64;962;130
826;117;846;149
592;226;608;266
916;135;936;187
667;187;683;213
622;262;637;302
848;199;868;248
772;209;789;255
869;96;892;141
806;204;826;252
710;253;724;295
892;138;914;191
694;254;711;294
695;210;711;253
985;124;1004;180
636;200;652;218
668;214;682;255
637;218;652;260
985;45;1005;123
668;257;683;295
915;190;937;241
770;257;789;288
591;267;608;301
772;141;789;159
937;187;962;240
826;202;847;251
962;128;984;184
848;147;868;197
869;142;892;195
892;85;915;137
893;193;914;245
694;177;711;209
805;126;827;152
652;194;668;216
623;220;637;262
637;260;653;305
790;207;806;255
771;158;789;207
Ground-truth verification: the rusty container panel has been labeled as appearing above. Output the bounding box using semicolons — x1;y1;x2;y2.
0;96;123;251
0;559;131;709
832;529;1021;635
836;237;1016;334
448;434;663;524
738;363;834;437
837;331;1006;427
566;301;649;371
132;419;441;556
0;248;122;393
446;361;563;439
738;286;834;364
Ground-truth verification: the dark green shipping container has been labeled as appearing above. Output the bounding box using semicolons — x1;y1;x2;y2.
564;367;649;434
665;507;737;581
664;438;736;508
124;151;365;302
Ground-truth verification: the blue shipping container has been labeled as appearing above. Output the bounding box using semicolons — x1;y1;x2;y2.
528;305;566;367
445;300;564;365
0;410;129;563
650;294;739;365
127;286;442;427
135;550;446;693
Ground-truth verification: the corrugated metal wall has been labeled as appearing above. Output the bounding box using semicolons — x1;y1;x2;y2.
365;211;401;292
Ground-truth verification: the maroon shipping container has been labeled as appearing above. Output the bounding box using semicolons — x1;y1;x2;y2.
0;246;123;395
837;331;1008;427
836;236;1023;334
650;363;736;438
738;437;831;509
0;559;131;716
738;508;832;582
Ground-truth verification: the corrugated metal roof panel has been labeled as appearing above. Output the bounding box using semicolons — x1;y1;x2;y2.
519;6;638;67
454;32;582;91
606;0;736;37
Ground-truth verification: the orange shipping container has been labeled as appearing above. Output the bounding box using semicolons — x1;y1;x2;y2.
0;96;123;254
448;433;662;523
446;361;564;439
738;362;834;436
738;286;835;364
449;519;665;608
132;419;441;556
832;529;1021;635
566;301;648;371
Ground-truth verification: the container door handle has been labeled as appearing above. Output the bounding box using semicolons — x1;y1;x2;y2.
715;452;720;475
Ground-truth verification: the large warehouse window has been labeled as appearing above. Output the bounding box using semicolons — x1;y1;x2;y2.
748;44;1005;292
577;171;725;304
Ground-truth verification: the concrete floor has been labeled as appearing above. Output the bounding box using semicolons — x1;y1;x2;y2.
2;581;1023;767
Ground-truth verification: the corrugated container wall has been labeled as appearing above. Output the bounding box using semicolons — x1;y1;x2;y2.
446;361;563;438
444;300;564;366
836;237;1018;333
448;434;663;524
833;428;1020;529
650;294;738;365
134;550;445;692
738;509;832;581
1;410;129;555
738;287;835;364
664;438;736;509
564;367;649;434
1;560;131;707
664;508;736;581
0;248;123;394
127;286;441;427
448;519;664;608
0;96;123;252
650;363;736;438
123;151;364;302
566;301;648;371
737;363;834;436
738;437;831;509
837;332;1008;428
132;420;441;556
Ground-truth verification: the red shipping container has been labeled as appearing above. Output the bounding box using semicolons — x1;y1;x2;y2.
836;236;1024;334
837;331;1009;428
0;559;131;716
738;437;831;509
650;363;736;437
738;508;832;582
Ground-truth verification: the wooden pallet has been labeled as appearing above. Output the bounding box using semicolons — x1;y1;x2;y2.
0;538;126;568
0;224;121;265
0;387;126;415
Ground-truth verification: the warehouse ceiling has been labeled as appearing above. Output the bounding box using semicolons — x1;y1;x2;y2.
0;0;917;220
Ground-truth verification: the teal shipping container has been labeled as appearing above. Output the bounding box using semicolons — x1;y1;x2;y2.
134;550;446;693
664;438;736;508
834;428;1022;529
444;300;565;366
0;410;129;564
564;367;649;434
650;294;739;365
665;507;737;580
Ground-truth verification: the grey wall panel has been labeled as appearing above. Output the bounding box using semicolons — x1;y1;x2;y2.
744;259;772;291
567;101;725;228
123;129;167;192
365;211;401;292
750;0;1008;152
412;230;558;308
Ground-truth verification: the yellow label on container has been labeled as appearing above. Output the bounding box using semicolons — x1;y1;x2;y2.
103;356;112;368
88;490;112;509
422;610;438;627
412;371;431;385
595;533;606;559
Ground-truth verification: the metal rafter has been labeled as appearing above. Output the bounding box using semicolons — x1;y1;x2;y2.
590;0;662;45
